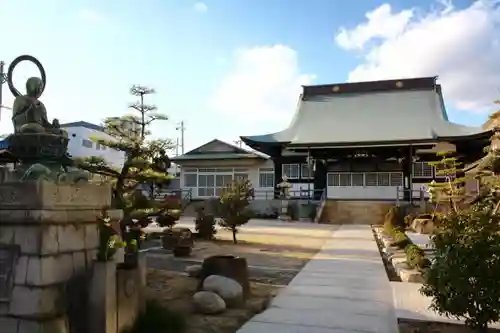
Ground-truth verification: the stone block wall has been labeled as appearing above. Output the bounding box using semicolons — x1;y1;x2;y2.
320;200;395;224
0;181;121;333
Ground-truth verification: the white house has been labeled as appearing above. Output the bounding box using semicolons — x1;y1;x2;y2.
60;121;126;168
171;139;315;200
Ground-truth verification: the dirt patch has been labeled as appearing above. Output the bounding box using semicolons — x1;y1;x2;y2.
146;225;333;285
191;238;317;269
147;269;280;333
398;318;500;333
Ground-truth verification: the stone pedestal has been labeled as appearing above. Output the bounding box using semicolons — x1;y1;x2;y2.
278;199;291;221
0;181;121;333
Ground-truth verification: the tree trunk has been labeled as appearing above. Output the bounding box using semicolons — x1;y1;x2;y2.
232;228;237;244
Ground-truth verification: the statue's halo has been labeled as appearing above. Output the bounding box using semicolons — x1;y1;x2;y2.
7;55;47;98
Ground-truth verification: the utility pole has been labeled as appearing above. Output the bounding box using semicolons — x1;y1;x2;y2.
175;121;186;155
0;61;6;121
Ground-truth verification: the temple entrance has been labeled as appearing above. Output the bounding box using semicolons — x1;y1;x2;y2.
326;171;403;200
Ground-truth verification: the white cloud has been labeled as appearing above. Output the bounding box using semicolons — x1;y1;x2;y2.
209;45;316;122
78;9;106;24
335;0;500;112
193;2;208;13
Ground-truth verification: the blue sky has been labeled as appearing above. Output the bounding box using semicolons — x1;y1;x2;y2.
0;0;499;153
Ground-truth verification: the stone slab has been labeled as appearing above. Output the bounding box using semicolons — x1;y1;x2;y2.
278;285;389;303
237;321;355;333
290;275;389;289
391;282;500;329
252;308;396;333
271;294;393;317
0;182;111;210
406;232;433;249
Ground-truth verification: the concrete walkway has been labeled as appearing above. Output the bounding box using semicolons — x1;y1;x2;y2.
237;225;398;333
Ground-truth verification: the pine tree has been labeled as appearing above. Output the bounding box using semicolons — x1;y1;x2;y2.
421;102;500;331
219;179;253;244
427;152;467;213
77;85;175;237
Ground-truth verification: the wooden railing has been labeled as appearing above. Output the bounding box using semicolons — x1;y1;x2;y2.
396;187;427;207
251;188;324;201
155;188;193;210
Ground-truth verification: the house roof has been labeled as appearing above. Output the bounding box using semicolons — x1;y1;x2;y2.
171;139;269;162
241;77;490;149
60;121;104;132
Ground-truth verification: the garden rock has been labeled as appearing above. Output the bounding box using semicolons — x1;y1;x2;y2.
412;218;434;234
202;275;243;307
186;265;202;278
193;291;226;314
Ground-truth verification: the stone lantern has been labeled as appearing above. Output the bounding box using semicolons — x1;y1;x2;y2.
276;176;292;221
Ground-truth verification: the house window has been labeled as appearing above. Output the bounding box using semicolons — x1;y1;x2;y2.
258;168;274;188
282;164;299;179
339;173;351;186
234;173;248;182
198;174;215;197
184;173;197;187
365;173;378;186
327;173;340;186
413;162;433;178
351;173;364;186
82;139;93;148
301;164;313;179
327;172;404;187
390;172;404;186
215;174;233;196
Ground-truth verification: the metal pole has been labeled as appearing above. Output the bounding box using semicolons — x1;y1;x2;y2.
176;121;186;154
180;121;185;154
0;61;4;121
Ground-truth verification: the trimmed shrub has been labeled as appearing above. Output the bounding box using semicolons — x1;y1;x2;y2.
390;231;411;249
405;244;430;269
194;206;217;240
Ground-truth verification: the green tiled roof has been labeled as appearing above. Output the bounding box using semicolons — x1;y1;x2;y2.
241;84;489;148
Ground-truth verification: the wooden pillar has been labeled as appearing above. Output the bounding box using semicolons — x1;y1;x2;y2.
402;146;413;202
313;159;326;200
